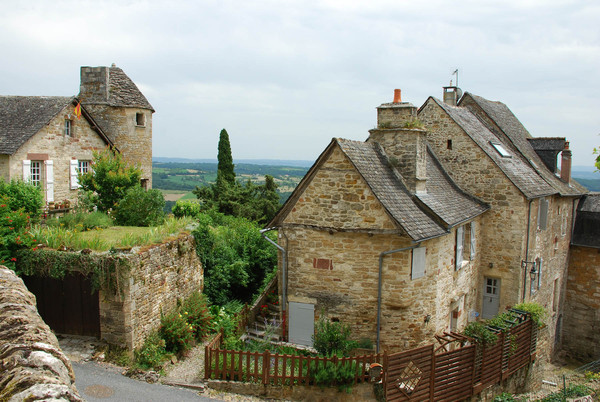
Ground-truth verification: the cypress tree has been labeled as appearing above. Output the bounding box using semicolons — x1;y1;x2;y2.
216;129;235;186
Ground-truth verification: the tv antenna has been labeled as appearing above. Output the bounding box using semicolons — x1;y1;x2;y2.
452;69;459;87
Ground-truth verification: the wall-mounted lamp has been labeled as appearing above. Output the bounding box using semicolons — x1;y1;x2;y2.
529;265;538;281
424;314;431;324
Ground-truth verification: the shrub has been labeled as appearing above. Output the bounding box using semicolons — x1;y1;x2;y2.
0;195;37;270
0;179;43;219
160;310;194;354
540;384;593;401
512;302;547;327
114;186;165;227
48;211;113;231
172;200;201;218
181;292;213;341
463;321;498;345
312;317;357;356
135;331;168;370
310;358;357;392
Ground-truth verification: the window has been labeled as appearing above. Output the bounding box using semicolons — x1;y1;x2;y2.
455;223;475;270
65;119;72;136
411;247;426;279
78;160;90;175
447;139;453;150
136;112;145;127
456;225;464;270
490;141;511;158
30;161;42;186
538;197;549;230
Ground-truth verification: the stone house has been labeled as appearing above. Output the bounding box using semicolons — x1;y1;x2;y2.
0;65;154;205
418;89;586;358
269;88;585;355
563;193;600;361
268;92;489;352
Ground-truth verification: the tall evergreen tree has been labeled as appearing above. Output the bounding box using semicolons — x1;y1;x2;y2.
216;129;235;186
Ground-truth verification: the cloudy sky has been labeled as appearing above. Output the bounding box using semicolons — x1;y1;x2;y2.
1;0;599;166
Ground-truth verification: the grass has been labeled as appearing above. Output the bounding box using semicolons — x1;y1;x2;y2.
32;216;195;251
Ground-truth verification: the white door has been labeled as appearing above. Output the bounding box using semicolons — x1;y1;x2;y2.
482;277;500;319
288;302;314;347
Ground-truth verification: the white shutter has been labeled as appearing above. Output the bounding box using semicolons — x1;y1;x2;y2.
411;247;426;279
470;222;476;260
45;160;54;202
456;226;464;270
70;159;80;189
22;160;31;182
537;259;542;289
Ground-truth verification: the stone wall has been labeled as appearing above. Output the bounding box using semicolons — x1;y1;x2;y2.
563;245;600;361
0;154;9;181
100;233;203;350
280;145;482;351
6;103;107;203
0;266;82;401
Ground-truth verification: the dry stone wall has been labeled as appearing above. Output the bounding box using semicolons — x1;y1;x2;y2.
0;266;82;401
100;233;203;350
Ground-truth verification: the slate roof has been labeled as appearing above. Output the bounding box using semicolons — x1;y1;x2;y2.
430;98;558;199
572;193;600;248
81;67;154;111
270;138;488;242
0;96;73;155
460;93;586;196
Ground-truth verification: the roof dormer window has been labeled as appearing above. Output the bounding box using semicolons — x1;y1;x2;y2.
490;141;511;158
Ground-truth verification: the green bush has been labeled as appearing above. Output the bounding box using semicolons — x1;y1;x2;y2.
160;310;194;354
134;331;168;370
181;292;213;341
463;321;498;345
312;317;357;356
540;384;593;401
0;195;37;270
114;186;165;227
48;211;113;231
172;200;201;218
310;358;357;392
492;392;524;402
0;179;43;219
513;302;547;327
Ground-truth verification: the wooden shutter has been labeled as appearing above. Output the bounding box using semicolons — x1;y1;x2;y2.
45;160;54;202
70;159;79;189
455;226;464;270
22;160;31;182
411;247;426;279
538;198;548;230
470;222;476;260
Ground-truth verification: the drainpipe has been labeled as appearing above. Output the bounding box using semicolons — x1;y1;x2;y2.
522;200;533;302
377;243;419;353
260;228;287;312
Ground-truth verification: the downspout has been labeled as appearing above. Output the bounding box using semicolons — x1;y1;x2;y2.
522;200;533;302
260;228;287;312
377;243;419;353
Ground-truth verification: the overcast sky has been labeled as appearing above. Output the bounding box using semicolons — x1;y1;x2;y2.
1;0;599;167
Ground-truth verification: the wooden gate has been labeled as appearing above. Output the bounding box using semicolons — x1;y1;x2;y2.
384;345;435;401
22;273;101;337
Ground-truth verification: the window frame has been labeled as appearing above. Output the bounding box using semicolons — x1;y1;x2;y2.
30;160;42;186
135;112;146;127
65;119;72;136
78;160;90;175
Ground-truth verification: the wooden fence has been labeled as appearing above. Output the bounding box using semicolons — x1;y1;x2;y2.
205;318;537;401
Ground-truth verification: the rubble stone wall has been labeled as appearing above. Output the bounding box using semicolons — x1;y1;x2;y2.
0;266;82;401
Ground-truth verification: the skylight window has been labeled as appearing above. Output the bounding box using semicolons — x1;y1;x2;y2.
490;141;511;158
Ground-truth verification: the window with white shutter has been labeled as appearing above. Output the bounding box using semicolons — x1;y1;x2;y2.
70;159;80;189
538;198;549;230
455;226;464;270
45;160;54;202
22;160;31;183
470;222;476;260
411;247;426;279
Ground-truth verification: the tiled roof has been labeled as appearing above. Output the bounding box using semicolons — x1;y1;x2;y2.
106;67;154;111
431;98;558;199
416;147;489;227
572;193;600;248
337;139;447;241
0;96;73;155
461;93;586;196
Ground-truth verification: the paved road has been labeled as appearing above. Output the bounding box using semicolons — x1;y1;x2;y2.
72;361;218;401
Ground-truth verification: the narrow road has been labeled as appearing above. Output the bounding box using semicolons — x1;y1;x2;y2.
72;361;217;402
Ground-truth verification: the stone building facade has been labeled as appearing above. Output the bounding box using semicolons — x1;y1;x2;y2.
0;65;153;204
269;95;489;352
269;88;585;356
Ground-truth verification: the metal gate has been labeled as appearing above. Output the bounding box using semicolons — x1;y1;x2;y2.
22;273;101;337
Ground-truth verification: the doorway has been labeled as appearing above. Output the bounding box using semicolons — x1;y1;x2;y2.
288;302;314;347
482;277;500;319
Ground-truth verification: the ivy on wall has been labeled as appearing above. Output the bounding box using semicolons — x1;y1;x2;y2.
15;249;131;295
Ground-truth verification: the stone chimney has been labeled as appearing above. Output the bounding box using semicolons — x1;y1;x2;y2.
527;137;565;173
367;89;427;194
79;66;110;103
443;83;463;106
560;142;572;184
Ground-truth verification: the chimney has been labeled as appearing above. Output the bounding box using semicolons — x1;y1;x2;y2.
79;66;109;104
560;142;572;184
443;82;463;106
527;137;565;173
368;89;427;194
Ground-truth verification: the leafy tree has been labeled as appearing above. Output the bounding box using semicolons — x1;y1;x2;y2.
113;186;165;227
78;148;142;212
595;146;600;171
216;128;235;187
0;179;43;219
